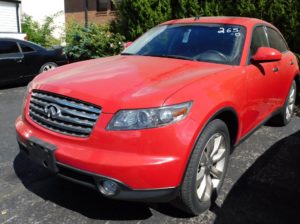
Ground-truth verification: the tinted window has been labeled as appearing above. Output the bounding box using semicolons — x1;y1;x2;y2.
0;41;20;54
250;26;269;57
20;43;34;53
267;28;288;52
123;24;246;65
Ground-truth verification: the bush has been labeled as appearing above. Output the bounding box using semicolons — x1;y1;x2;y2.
113;0;300;56
21;13;61;48
112;0;171;40
65;23;125;61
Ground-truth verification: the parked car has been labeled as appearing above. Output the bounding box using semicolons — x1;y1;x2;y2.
16;17;299;215
0;38;68;86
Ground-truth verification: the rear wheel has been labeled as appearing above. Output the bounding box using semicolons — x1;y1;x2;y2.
39;62;58;73
177;119;230;215
272;80;297;126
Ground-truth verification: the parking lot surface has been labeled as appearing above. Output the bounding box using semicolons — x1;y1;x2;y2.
1;86;300;224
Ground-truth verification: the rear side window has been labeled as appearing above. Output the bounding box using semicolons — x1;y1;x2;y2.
266;28;288;53
250;26;269;57
20;43;35;53
0;41;20;54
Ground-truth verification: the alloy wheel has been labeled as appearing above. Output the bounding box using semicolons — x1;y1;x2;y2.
286;83;296;121
196;133;227;202
42;63;57;72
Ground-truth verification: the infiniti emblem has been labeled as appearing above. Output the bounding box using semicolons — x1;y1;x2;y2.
44;104;61;118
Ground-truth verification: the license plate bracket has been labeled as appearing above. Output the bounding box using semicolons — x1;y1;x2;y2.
25;137;58;173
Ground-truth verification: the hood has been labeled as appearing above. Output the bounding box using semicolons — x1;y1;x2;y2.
32;55;231;113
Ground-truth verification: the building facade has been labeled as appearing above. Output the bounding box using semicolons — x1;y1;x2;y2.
64;0;120;26
0;0;21;33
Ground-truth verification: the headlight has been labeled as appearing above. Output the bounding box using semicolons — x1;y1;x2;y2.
107;102;192;130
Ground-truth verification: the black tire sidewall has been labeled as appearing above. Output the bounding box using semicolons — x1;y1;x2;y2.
179;119;231;215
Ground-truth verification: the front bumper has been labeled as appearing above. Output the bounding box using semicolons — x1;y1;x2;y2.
16;110;198;200
17;137;178;202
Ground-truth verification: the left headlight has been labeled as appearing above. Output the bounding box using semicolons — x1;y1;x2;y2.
107;102;193;130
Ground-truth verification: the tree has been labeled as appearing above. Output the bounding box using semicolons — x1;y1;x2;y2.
171;0;201;18
21;13;62;48
113;0;171;40
113;0;300;60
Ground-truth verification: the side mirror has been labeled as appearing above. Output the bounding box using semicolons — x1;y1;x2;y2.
252;47;282;62
124;41;133;48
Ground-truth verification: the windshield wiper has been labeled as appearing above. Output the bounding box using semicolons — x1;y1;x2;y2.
142;54;195;61
120;52;136;55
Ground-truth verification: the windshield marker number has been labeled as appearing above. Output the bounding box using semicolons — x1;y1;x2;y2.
218;27;241;37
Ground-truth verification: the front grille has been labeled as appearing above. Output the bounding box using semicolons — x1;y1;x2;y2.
29;90;101;137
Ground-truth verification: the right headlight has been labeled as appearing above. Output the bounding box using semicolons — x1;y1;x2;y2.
107;102;193;130
22;82;33;118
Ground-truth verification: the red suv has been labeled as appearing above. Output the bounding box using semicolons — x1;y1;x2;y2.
16;17;299;215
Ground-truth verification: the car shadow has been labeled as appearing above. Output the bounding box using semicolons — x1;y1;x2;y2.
213;130;300;224
0;80;29;90
13;131;300;222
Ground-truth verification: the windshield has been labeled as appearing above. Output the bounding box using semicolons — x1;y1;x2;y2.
122;24;246;65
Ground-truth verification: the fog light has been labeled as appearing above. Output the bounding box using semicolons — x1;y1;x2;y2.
99;180;118;196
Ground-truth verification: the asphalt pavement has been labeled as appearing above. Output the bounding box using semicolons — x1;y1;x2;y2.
0;85;300;224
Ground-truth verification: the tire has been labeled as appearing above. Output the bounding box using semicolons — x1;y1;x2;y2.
272;80;297;126
39;62;58;73
177;119;230;215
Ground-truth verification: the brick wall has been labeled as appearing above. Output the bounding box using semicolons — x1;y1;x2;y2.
64;0;116;25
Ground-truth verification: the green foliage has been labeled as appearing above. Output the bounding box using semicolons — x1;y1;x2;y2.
224;0;300;54
171;0;200;18
21;13;61;48
113;0;300;56
112;0;172;40
65;22;125;61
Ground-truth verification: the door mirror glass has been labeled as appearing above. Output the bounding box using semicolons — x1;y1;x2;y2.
251;47;282;62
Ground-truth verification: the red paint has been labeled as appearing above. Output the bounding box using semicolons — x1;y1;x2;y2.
252;47;282;62
16;17;299;190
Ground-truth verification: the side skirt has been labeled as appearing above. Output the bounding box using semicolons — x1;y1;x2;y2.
234;108;282;147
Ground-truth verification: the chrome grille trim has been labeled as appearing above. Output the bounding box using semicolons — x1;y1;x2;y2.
29;91;101;137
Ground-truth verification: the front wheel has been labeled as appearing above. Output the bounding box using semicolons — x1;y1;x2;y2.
177;119;230;215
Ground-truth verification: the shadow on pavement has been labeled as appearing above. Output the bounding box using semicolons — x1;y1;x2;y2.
0;81;28;90
13;153;154;221
13;131;300;222
13;152;189;221
214;130;300;224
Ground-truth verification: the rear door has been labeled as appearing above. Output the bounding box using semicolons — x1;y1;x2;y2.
265;27;294;107
0;40;24;82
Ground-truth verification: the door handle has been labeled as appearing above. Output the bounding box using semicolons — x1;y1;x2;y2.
273;67;279;72
15;58;23;63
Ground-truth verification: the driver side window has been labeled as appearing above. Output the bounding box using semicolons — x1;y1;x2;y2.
250;26;269;58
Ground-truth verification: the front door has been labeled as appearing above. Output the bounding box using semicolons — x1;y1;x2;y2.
243;26;278;135
0;40;24;83
265;27;295;108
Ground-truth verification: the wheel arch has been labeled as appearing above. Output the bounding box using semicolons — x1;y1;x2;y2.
179;107;240;186
211;108;239;148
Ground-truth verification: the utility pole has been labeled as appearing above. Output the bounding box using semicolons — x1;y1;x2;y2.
84;0;89;28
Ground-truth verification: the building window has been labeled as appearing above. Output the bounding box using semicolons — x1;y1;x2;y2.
97;0;108;12
97;0;118;12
